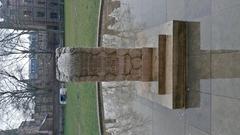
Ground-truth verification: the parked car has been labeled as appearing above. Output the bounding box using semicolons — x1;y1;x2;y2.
59;88;67;105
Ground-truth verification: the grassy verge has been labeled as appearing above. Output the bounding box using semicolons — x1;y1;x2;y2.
65;0;100;47
64;83;99;135
64;0;100;134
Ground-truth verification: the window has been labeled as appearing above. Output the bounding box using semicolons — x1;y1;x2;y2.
23;10;32;17
37;11;45;17
24;0;32;3
10;9;15;15
6;0;10;6
50;2;58;7
48;25;59;30
50;12;58;19
37;1;45;5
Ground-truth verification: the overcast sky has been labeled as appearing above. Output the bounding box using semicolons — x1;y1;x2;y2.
0;31;31;130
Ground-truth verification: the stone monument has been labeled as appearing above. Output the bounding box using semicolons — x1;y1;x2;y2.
56;21;197;109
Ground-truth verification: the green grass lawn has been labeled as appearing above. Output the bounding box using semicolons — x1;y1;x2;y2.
64;0;100;135
64;83;99;135
65;0;100;47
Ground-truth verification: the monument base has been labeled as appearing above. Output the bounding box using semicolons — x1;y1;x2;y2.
137;21;199;109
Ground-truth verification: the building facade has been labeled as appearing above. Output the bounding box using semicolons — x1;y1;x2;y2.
0;0;64;30
21;31;57;135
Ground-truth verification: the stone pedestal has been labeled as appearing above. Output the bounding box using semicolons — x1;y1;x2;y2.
157;21;188;108
135;20;198;109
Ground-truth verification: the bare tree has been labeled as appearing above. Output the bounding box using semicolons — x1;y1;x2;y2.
0;70;51;111
0;29;54;67
0;1;60;131
0;29;55;130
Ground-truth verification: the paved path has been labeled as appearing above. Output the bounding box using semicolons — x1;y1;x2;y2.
119;0;240;135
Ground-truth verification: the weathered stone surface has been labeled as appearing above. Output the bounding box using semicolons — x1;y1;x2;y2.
56;47;156;82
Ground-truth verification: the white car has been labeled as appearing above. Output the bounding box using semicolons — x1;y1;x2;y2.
59;88;67;105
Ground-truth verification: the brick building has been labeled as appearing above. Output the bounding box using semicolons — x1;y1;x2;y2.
29;31;56;88
0;0;64;30
17;31;59;135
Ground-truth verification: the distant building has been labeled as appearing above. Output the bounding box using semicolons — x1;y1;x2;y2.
28;31;56;88
23;31;57;135
16;8;63;135
0;0;64;30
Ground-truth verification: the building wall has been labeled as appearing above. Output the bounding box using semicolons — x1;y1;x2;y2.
19;30;58;135
29;31;56;89
0;0;63;30
27;31;56;133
